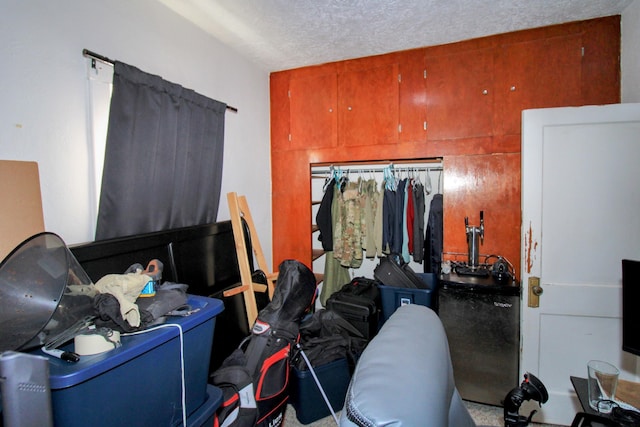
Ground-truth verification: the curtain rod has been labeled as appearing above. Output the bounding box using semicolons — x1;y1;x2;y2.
82;49;238;113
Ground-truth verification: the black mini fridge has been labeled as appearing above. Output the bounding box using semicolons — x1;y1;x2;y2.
438;273;521;407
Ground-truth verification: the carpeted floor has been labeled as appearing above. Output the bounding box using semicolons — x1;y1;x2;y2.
283;401;563;426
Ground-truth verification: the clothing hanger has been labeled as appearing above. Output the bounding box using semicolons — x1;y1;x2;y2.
425;168;432;195
323;165;335;192
338;168;349;192
413;167;422;188
384;164;397;191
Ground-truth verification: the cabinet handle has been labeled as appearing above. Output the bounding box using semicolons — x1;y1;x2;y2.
329;108;333;113
510;86;516;91
482;89;488;95
347;106;352;111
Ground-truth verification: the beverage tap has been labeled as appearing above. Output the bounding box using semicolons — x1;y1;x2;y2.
465;211;484;268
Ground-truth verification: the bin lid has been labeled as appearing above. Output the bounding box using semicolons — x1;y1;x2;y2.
42;295;223;389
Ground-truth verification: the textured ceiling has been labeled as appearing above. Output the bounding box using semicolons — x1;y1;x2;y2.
159;0;634;72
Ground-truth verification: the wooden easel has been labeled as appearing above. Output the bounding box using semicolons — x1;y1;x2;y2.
223;192;278;327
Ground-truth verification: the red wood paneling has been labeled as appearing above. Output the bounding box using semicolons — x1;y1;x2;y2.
581;16;621;105
271;151;312;264
442;154;522;277
270;16;621;275
269;72;290;152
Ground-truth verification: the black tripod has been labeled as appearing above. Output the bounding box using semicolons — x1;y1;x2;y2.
504;373;549;427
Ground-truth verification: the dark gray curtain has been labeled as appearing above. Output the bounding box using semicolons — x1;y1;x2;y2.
95;61;226;240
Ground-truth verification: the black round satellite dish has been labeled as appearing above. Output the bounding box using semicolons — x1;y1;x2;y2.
0;232;95;352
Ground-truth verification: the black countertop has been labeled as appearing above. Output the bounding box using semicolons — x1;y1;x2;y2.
440;272;521;295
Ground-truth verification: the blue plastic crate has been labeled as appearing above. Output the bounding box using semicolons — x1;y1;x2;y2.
41;295;224;427
379;273;437;323
290;357;351;424
179;384;223;427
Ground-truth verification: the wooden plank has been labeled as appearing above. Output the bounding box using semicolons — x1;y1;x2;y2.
617;379;640;410
227;192;259;328
238;195;277;299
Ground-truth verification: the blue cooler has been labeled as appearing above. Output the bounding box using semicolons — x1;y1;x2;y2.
39;295;224;427
379;273;438;323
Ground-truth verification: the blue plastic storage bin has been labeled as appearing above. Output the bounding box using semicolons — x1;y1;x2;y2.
290;357;351;424
379;273;438;323
40;295;224;427
181;384;223;427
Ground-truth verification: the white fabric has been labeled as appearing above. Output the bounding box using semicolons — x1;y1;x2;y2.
94;273;151;327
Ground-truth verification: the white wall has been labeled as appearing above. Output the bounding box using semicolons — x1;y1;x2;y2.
0;0;273;267
622;0;640;102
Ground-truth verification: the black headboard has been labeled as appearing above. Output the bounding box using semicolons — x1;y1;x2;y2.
70;221;241;297
69;220;265;372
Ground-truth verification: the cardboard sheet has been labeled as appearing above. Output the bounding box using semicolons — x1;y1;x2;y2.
0;160;45;261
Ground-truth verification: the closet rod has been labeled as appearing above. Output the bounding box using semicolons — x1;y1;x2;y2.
82;49;239;114
312;166;442;175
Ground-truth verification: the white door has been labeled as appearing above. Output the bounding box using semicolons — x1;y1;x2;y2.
520;103;640;425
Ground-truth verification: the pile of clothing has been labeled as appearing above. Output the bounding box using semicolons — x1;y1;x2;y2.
91;259;189;333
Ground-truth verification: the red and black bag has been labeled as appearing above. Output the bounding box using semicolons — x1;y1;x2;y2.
212;259;317;427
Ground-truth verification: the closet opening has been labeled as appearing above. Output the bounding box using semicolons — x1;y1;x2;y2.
310;158;443;305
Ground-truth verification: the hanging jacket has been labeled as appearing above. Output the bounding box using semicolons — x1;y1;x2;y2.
424;193;443;274
391;179;407;255
316;178;335;251
335;180;365;269
412;181;426;263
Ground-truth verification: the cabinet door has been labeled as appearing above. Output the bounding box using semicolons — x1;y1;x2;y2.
338;63;399;147
399;50;427;144
426;48;494;141
289;73;338;150
495;34;583;136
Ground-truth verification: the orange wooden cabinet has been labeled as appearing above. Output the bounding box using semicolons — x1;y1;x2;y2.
270;16;621;272
425;46;495;141
338;61;400;147
285;57;401;150
288;63;338;150
494;34;583;136
398;49;428;144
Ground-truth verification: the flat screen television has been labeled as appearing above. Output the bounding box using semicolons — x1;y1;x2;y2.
622;259;640;357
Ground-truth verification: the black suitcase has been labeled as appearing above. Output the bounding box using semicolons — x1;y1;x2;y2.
374;255;428;289
326;277;380;340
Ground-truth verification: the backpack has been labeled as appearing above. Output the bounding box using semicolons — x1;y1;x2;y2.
212;259;317;427
325;277;382;340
